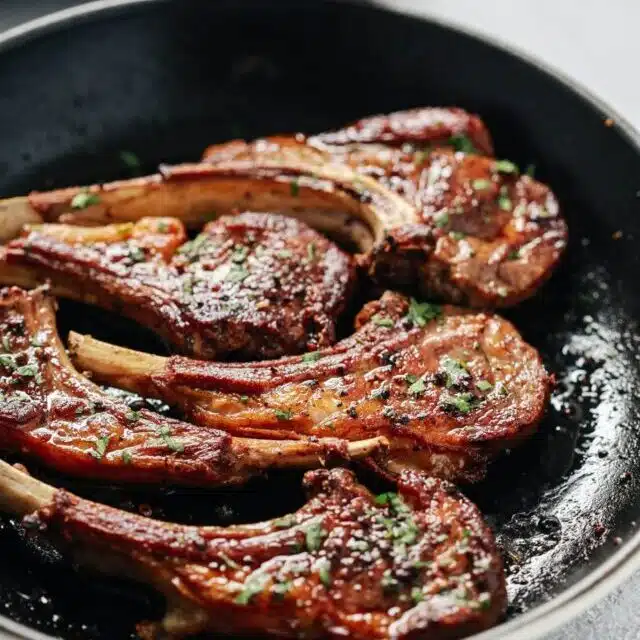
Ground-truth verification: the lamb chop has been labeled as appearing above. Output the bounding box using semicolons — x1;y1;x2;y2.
0;107;566;308
0;212;355;360
0;460;507;639
69;291;551;483
0;286;383;487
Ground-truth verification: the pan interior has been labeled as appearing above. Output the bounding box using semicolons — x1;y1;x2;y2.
0;1;639;637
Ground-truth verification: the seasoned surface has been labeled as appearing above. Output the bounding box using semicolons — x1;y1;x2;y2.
32;467;506;639
8;107;566;309
71;291;551;482
0;287;377;487
2;212;355;360
202;107;567;307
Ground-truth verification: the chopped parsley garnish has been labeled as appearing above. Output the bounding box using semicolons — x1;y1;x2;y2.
277;249;292;259
274;409;293;421
178;233;208;260
122;451;133;464
449;231;466;240
227;264;249;283
408;376;427;397
471;178;491;191
128;245;145;262
525;164;536;178
461;528;472;538
90;435;110;460
498;195;512;211
30;335;44;348
404;373;418;385
302;351;321;363
239;395;249;404
290;179;300;197
449;134;476;154
411;587;424;603
406;298;441;327
235;573;269;605
15;364;38;378
2;335;11;351
440;391;477;414
305;522;327;551
119;150;141;171
413;149;430;165
307;242;317;263
317;558;331;586
507;248;521;260
440;356;469;388
372;314;394;328
231;245;249;263
434;211;449;228
374;493;419;547
71;190;100;210
273;514;296;528
476;380;493;392
0;354;15;370
158;426;185;453
156;221;169;233
182;276;194;295
493;159;518;174
126;410;140;422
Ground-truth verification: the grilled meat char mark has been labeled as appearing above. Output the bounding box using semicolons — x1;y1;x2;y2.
70;291;551;483
0;287;384;487
0;461;506;639
0;106;565;308
2;212;355;360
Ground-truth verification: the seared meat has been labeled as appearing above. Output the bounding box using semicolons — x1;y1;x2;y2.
201;109;566;307
0;106;566;308
316;106;494;153
0;461;507;639
0;287;383;486
0;212;355;360
70;291;551;483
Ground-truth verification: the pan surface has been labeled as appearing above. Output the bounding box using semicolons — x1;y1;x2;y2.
0;1;640;638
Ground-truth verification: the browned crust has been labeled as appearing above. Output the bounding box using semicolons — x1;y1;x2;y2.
69;291;551;483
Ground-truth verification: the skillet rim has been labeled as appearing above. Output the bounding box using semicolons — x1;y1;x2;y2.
0;0;639;638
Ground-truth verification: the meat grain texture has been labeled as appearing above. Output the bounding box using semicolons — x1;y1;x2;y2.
0;287;380;487
1;212;355;360
20;467;506;639
70;291;551;483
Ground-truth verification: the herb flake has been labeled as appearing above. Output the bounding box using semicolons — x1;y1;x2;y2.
406;298;441;327
274;409;293;421
305;522;327;551
471;178;492;191
493;159;519;174
158;426;185;453
71;190;100;210
449;134;476;154
90;436;110;460
372;314;394;328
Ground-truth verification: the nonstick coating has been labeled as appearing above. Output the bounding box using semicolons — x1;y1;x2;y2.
0;1;640;638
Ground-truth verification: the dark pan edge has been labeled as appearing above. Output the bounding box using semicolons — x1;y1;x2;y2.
0;1;639;639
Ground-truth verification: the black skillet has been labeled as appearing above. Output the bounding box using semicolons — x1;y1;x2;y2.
0;1;639;638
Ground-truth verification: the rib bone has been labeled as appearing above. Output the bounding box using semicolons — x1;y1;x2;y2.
69;291;551;483
0;459;506;639
0;107;566;307
0;286;385;487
